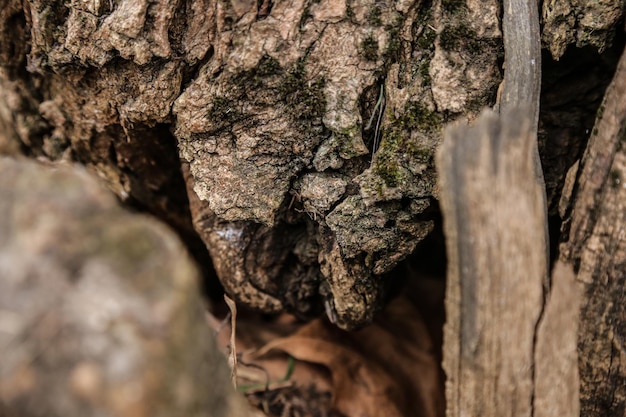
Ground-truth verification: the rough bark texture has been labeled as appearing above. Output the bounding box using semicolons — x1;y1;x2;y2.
542;0;624;60
560;45;626;416
1;1;626;415
172;0;504;329
0;157;250;417
0;1;624;329
0;0;504;329
0;0;217;278
437;109;550;417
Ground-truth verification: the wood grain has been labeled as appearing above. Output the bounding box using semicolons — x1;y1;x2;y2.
534;261;581;417
437;108;549;417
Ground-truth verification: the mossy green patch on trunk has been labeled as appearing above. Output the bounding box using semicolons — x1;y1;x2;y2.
412;2;437;87
441;0;467;15
439;23;480;52
373;102;441;188
361;34;379;62
367;6;383;26
220;54;327;134
382;16;404;63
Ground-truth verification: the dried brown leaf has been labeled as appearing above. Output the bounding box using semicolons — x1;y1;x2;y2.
254;296;444;417
258;335;404;417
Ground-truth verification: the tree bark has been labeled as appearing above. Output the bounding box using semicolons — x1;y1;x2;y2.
0;157;252;417
559;45;626;416
0;0;506;329
172;0;504;329
0;5;625;416
1;0;621;330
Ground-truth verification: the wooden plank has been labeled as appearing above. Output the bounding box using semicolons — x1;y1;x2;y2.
437;108;549;417
534;261;581;417
500;0;542;128
499;0;546;220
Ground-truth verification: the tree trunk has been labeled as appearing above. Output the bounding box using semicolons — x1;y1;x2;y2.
559;45;626;416
0;0;625;415
0;0;508;330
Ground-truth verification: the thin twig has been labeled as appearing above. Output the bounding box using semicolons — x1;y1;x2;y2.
365;84;385;130
365;84;386;167
224;294;238;389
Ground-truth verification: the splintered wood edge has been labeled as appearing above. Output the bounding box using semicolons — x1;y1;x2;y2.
534;261;581;417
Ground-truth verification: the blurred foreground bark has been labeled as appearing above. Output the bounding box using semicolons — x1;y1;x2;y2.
0;157;251;417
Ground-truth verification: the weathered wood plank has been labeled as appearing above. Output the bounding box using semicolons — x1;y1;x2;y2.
500;0;542;128
499;0;546;206
534;261;581;417
437;108;549;417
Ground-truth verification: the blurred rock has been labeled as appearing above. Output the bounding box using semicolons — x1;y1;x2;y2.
0;157;249;417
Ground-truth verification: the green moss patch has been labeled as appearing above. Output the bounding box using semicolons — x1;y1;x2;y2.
441;0;467;15
361;34;379;61
398;102;442;132
373;102;440;188
383;18;403;63
226;54;327;124
367;6;383;26
440;23;481;52
413;3;437;87
279;58;326;121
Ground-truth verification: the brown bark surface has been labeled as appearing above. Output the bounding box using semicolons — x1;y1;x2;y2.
0;0;505;329
0;157;251;417
0;1;621;330
560;46;626;416
542;0;623;60
172;0;504;329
